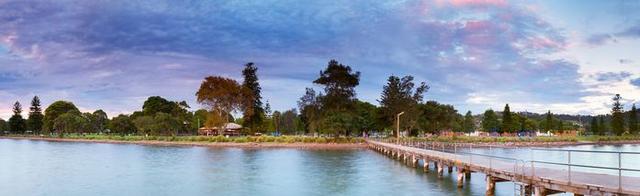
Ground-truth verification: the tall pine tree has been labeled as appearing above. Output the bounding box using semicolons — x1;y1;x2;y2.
378;75;428;135
501;104;512;133
28;96;44;134
544;110;553;131
241;62;264;133
463;111;475;133
611;94;625;136
629;104;638;135
8;101;26;134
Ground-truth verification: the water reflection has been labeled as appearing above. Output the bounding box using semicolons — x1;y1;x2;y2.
6;139;632;195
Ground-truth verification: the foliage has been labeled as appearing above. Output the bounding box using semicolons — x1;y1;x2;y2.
196;76;249;125
141;96;192;133
153;112;182;136
501;104;513;133
109;114;137;135
43;101;80;133
192;109;209;130
378;75;428;136
481;109;500;132
133;113;182;136
321;112;354;136
53;112;89;137
241;62;265;134
629;104;638;135
309;60;362;136
278;109;300;135
133;115;155;135
85;110;109;133
462;111;475;133
352;100;379;136
298;88;322;134
599;116;607;134
590;117;599;135
544;110;553;131
0;118;7;133
313;60;360;111
142;96;188;116
27;96;44;134
611;94;625;136
417;101;459;135
8;101;26;134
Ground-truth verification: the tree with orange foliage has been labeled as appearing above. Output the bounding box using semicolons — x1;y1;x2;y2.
196;76;251;129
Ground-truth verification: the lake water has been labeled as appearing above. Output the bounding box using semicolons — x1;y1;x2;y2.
1;139;638;196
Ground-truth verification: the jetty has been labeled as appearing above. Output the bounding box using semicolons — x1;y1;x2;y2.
367;139;640;196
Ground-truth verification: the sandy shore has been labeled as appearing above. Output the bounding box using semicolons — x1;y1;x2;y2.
0;136;368;149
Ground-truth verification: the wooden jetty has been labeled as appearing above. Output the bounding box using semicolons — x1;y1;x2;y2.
367;140;640;196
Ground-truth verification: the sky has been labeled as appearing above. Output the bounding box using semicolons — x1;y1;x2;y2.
1;0;640;119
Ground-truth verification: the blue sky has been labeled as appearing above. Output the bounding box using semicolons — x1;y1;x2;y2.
1;0;640;119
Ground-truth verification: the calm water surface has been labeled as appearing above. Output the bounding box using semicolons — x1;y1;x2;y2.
2;139;638;196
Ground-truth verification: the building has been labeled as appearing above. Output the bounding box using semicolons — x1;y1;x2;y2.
198;123;243;136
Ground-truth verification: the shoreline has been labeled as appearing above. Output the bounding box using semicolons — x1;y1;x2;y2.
0;136;368;149
3;136;640;150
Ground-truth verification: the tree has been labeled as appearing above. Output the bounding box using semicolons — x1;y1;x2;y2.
153;112;182;136
271;111;281;134
196;76;249;129
611;94;625;136
321;111;354;137
313;60;361;111
352;100;379;136
134;116;155;136
0;118;7;134
378;75;429;136
109;115;136;136
298;88;322;134
27;96;44;134
629;104;638;135
142;96;176;115
43;101;80;134
87;110;109;133
241;62;265;133
53;112;89;137
278;109;299;135
8;101;26;134
192;109;209;130
481;109;499;132
544;110;554;131
515;114;527;132
417;101;458;135
599;116;607;135
590;117;599;135
463;111;475;133
501;104;513;133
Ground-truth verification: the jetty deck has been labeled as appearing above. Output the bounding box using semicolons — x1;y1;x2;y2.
367;140;640;196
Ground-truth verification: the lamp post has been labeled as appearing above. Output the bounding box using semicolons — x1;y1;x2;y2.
396;111;405;143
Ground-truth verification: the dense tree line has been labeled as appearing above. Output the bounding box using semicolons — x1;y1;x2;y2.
3;60;640;138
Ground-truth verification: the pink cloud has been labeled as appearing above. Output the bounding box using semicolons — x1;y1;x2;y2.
447;0;507;7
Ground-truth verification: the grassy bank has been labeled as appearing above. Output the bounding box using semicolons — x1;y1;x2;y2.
2;134;366;144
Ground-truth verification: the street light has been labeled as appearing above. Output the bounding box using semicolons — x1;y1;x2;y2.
396;111;405;142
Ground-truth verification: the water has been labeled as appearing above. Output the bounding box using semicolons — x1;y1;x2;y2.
1;139;638;196
465;144;640;177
